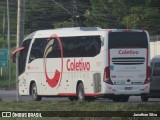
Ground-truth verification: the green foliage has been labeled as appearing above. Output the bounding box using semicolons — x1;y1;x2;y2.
25;0;90;33
0;101;160;111
54;21;73;28
0;101;160;120
0;37;16;89
85;0;160;35
0;0;159;35
0;60;16;89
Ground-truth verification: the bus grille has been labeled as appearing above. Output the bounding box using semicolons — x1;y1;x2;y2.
112;57;145;65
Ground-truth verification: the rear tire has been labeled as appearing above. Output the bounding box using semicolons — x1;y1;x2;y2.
31;83;42;101
141;95;148;102
112;96;121;102
121;96;129;102
77;82;85;101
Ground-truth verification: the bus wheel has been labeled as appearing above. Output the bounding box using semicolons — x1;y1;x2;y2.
31;83;42;101
121;96;129;102
141;94;148;102
112;96;121;102
77;82;85;101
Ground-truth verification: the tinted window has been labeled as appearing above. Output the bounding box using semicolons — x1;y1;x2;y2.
29;38;46;63
49;36;101;58
109;32;148;48
19;39;31;75
29;36;101;61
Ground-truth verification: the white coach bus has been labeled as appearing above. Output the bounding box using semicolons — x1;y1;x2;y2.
12;27;150;102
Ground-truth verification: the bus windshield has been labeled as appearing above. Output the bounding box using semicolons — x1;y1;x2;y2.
108;32;148;48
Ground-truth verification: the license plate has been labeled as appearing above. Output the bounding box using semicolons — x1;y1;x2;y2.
125;87;132;90
116;81;125;85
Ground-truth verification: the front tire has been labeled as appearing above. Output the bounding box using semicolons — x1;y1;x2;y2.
77;82;85;101
31;83;42;101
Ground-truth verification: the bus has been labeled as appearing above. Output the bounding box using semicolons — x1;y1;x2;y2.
12;27;150;102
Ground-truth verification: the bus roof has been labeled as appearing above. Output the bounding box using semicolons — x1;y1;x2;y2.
23;27;148;42
23;27;106;41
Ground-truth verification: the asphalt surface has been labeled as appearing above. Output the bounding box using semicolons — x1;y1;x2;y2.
0;90;160;102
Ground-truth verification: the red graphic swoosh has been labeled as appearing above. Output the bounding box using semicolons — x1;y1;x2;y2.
43;34;63;88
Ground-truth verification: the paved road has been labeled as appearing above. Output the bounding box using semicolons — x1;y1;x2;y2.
0;90;160;102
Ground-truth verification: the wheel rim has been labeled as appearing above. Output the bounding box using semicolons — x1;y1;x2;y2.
32;85;37;99
78;88;83;99
78;84;84;101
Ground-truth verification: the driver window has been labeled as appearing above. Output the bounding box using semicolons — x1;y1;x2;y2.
19;39;31;75
29;38;46;63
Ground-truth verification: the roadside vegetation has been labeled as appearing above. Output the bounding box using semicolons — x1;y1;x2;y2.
0;37;16;89
0;101;160;120
0;101;160;111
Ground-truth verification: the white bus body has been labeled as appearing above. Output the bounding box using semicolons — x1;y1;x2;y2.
12;27;150;102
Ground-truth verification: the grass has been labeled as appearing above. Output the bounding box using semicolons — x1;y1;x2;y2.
0;101;160;120
0;101;160;111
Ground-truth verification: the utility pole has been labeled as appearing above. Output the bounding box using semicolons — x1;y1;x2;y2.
72;0;77;26
17;0;24;46
2;14;5;38
6;0;11;90
16;0;25;102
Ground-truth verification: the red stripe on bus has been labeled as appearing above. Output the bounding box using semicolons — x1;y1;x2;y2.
58;93;76;96
58;93;101;97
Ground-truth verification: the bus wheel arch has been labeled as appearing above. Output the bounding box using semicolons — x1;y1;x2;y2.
30;81;42;101
76;80;85;101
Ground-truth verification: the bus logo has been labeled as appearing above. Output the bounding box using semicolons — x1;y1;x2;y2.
118;50;139;54
43;34;63;88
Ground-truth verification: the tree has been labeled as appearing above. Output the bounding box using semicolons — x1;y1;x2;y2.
84;0;127;28
85;0;160;35
25;0;70;33
122;0;160;34
25;0;90;33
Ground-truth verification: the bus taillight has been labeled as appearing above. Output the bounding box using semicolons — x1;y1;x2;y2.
103;67;113;84
123;29;132;32
144;66;151;84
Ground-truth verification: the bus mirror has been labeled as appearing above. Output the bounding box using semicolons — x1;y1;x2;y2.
12;47;25;63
